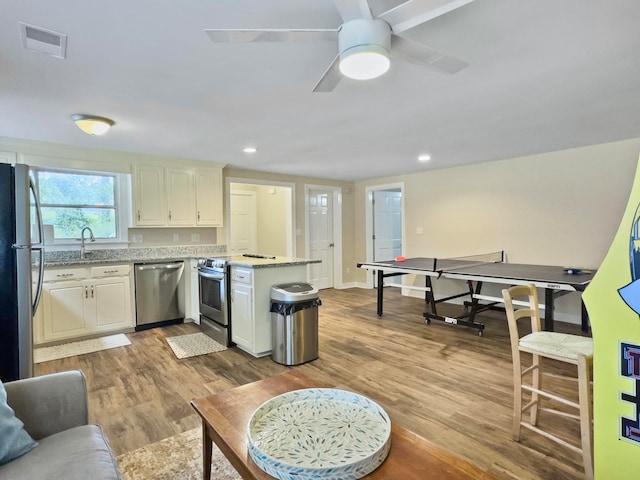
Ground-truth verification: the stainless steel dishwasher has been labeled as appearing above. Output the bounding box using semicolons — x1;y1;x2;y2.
134;261;185;330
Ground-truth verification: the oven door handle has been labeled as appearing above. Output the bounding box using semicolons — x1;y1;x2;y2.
198;270;225;280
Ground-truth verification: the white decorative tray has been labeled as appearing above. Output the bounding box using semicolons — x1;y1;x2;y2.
247;388;391;480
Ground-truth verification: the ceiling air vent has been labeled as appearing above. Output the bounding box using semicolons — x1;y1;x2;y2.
19;22;67;59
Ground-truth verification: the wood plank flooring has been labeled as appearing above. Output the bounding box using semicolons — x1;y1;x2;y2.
35;287;589;480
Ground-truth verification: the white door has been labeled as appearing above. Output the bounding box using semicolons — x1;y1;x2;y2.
230;190;257;255
308;189;333;289
373;190;403;262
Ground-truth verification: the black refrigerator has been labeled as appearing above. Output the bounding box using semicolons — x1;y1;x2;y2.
0;163;45;382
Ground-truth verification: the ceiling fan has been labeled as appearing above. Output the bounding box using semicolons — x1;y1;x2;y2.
205;0;475;92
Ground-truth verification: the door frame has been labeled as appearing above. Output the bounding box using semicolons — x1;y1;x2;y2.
305;184;343;289
365;182;406;287
226;177;296;257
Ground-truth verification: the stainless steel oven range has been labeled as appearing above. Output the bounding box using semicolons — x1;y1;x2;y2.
197;258;230;346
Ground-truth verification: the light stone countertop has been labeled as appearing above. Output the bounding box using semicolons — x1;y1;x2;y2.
225;255;320;268
43;245;319;269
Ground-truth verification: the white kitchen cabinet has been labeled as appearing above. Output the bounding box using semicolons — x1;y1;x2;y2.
231;277;253;350
42;280;88;341
195;169;223;227
36;265;134;345
133;164;166;226
93;276;132;332
185;259;200;322
230;264;307;357
166;168;195;226
132;164;223;228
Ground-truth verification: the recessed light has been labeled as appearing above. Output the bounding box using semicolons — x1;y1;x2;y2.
243;147;257;153
418;154;431;162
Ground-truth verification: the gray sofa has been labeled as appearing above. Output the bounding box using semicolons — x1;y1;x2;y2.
0;370;121;479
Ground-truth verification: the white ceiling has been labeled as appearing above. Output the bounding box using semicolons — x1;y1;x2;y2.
1;0;639;181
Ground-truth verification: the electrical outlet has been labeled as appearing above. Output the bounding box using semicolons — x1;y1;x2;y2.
173;233;179;242
416;227;424;235
191;233;200;242
346;267;351;274
132;234;143;243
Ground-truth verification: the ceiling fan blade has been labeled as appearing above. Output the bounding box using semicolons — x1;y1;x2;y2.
332;0;373;21
391;35;468;74
313;55;342;92
377;0;476;34
205;29;338;43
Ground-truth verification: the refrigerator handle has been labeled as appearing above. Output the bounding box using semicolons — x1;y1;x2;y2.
29;176;45;246
31;246;45;315
29;175;46;315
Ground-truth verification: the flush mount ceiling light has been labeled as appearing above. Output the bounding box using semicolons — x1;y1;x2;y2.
418;154;432;162
243;146;258;153
71;114;115;136
338;19;391;81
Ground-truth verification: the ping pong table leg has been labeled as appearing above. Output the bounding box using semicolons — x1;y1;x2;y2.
544;289;555;331
377;269;384;316
425;276;437;316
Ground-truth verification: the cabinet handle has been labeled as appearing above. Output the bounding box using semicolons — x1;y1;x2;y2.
91;286;94;298
102;270;119;274
85;286;88;299
137;210;141;221
197;211;200;221
168;210;172;221
56;273;74;278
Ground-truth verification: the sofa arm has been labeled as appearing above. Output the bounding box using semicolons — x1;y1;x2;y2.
4;370;89;440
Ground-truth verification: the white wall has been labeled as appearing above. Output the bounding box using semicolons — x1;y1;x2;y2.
355;137;640;323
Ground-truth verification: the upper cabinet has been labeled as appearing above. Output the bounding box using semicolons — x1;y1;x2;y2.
134;165;166;225
166;168;195;226
132;164;223;227
195;169;223;227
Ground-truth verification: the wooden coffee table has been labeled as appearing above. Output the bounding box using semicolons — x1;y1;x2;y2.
191;370;495;480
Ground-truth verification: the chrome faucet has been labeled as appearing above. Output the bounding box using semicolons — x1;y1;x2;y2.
80;226;95;259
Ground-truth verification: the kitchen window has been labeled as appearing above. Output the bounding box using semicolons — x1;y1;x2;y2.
32;167;130;244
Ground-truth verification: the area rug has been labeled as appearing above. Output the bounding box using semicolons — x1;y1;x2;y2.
117;428;241;480
34;333;131;363
166;332;228;359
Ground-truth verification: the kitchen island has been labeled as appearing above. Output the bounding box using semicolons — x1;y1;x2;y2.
226;255;320;357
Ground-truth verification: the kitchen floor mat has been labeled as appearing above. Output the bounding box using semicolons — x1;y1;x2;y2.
166;332;227;359
34;333;131;363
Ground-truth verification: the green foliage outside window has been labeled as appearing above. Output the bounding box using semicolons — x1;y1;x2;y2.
36;170;118;240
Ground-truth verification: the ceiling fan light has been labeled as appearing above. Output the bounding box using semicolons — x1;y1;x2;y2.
71;114;115;136
339;45;390;80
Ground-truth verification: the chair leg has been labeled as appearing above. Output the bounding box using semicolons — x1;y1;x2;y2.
578;354;594;480
530;354;541;426
512;353;523;441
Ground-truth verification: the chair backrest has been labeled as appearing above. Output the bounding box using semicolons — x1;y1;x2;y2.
502;284;542;350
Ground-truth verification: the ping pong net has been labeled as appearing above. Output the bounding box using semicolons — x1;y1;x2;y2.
431;251;504;274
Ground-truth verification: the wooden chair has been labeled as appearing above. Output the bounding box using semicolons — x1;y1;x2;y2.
502;284;594;480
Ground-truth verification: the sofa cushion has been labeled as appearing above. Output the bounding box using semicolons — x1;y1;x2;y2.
0;381;37;465
0;424;121;480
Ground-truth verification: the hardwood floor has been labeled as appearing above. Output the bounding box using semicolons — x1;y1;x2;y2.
35;287;589;480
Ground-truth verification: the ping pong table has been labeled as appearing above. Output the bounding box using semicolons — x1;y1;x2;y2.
357;253;595;336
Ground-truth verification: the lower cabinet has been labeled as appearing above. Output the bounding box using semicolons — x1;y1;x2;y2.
36;264;133;345
230;264;307;357
230;279;253;350
184;259;200;322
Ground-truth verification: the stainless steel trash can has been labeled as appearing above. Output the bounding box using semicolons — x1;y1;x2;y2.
270;283;321;365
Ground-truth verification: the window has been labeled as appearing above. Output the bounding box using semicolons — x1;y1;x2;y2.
33;168;128;242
